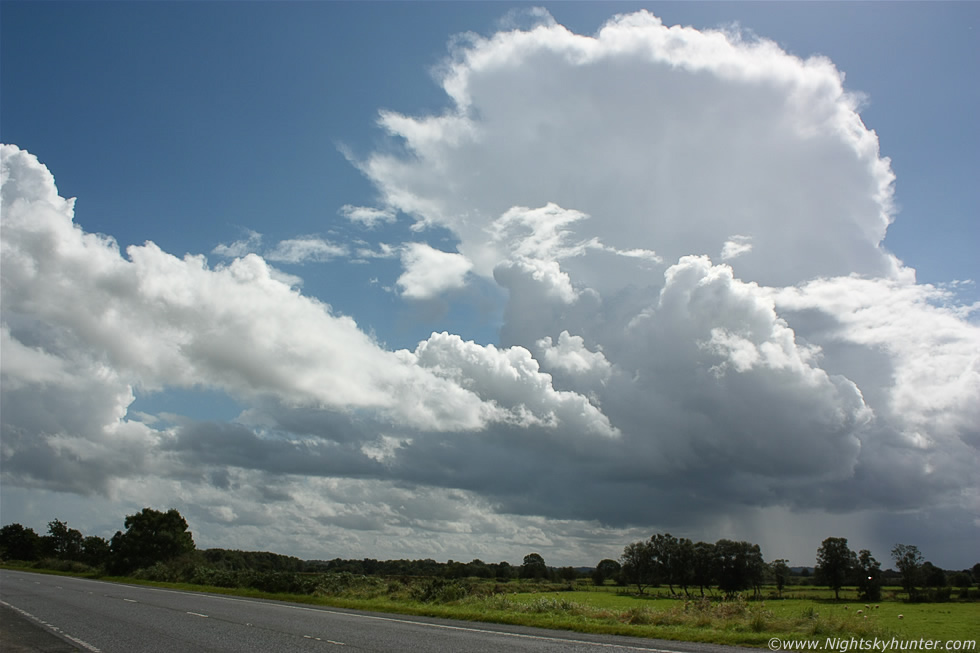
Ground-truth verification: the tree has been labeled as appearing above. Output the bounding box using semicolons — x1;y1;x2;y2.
620;540;656;595
855;549;882;602
815;537;856;601
44;519;83;561
771;559;791;597
648;533;679;593
691;541;715;597
891;543;923;601
557;566;579;582
672;538;695;596
592;559;621;586
520;553;547;580
0;523;41;561
109;508;195;574
646;533;695;596
714;539;764;598
920;562;946;589
81;536;111;567
495;561;513;580
950;571;972;591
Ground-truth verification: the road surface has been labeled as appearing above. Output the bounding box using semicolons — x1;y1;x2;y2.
0;569;748;652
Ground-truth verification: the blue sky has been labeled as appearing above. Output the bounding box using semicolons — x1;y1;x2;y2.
2;2;978;569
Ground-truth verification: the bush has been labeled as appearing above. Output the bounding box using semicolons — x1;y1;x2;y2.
314;572;387;598
410;578;469;603
33;558;95;574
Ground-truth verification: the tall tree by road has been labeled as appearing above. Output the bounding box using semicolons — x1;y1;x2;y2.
0;523;41;561
109;508;195;574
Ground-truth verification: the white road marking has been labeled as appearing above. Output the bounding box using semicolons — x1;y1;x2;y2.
123;598;138;603
187;611;209;618
0;598;102;652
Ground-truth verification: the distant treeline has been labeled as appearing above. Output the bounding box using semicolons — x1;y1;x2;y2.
2;510;978;603
614;533;979;603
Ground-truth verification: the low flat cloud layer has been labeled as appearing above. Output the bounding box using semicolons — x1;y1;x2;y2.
2;10;977;566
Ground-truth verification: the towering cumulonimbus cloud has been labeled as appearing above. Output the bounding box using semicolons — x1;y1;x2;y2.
350;9;979;534
2;8;978;564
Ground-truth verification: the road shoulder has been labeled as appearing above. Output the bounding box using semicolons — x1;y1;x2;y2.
0;602;83;652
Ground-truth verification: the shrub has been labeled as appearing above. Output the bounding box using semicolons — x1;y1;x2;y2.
33;558;95;574
410;578;470;603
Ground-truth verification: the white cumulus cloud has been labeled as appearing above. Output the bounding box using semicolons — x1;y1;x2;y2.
397;242;473;299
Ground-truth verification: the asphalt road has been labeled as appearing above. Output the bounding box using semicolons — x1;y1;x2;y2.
0;569;747;653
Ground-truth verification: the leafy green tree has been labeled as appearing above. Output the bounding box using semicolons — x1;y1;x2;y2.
950;571;972;591
920;562;946;589
109;508;195;574
557;566;579;582
891;543;923;601
855;549;882;601
815;537;856;600
495;561;513;580
714;539;764;598
44;519;84;561
691;541;715;596
648;533;678;593
81;536;111;567
771;559;791;597
620;540;656;595
647;533;696;595
0;523;41;561
520;552;547;579
673;538;695;596
591;558;621;586
465;559;491;579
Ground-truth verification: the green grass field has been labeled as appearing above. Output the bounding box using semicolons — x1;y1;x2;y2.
502;590;978;642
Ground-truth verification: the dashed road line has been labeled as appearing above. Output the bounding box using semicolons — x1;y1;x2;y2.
0;598;102;652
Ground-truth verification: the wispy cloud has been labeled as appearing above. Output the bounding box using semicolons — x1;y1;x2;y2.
265;237;348;264
213;232;348;264
720;235;753;260
340;204;397;228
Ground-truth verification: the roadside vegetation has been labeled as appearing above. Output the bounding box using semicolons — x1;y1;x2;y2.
2;509;977;647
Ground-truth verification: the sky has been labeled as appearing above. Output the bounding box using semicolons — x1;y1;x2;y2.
1;2;978;571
